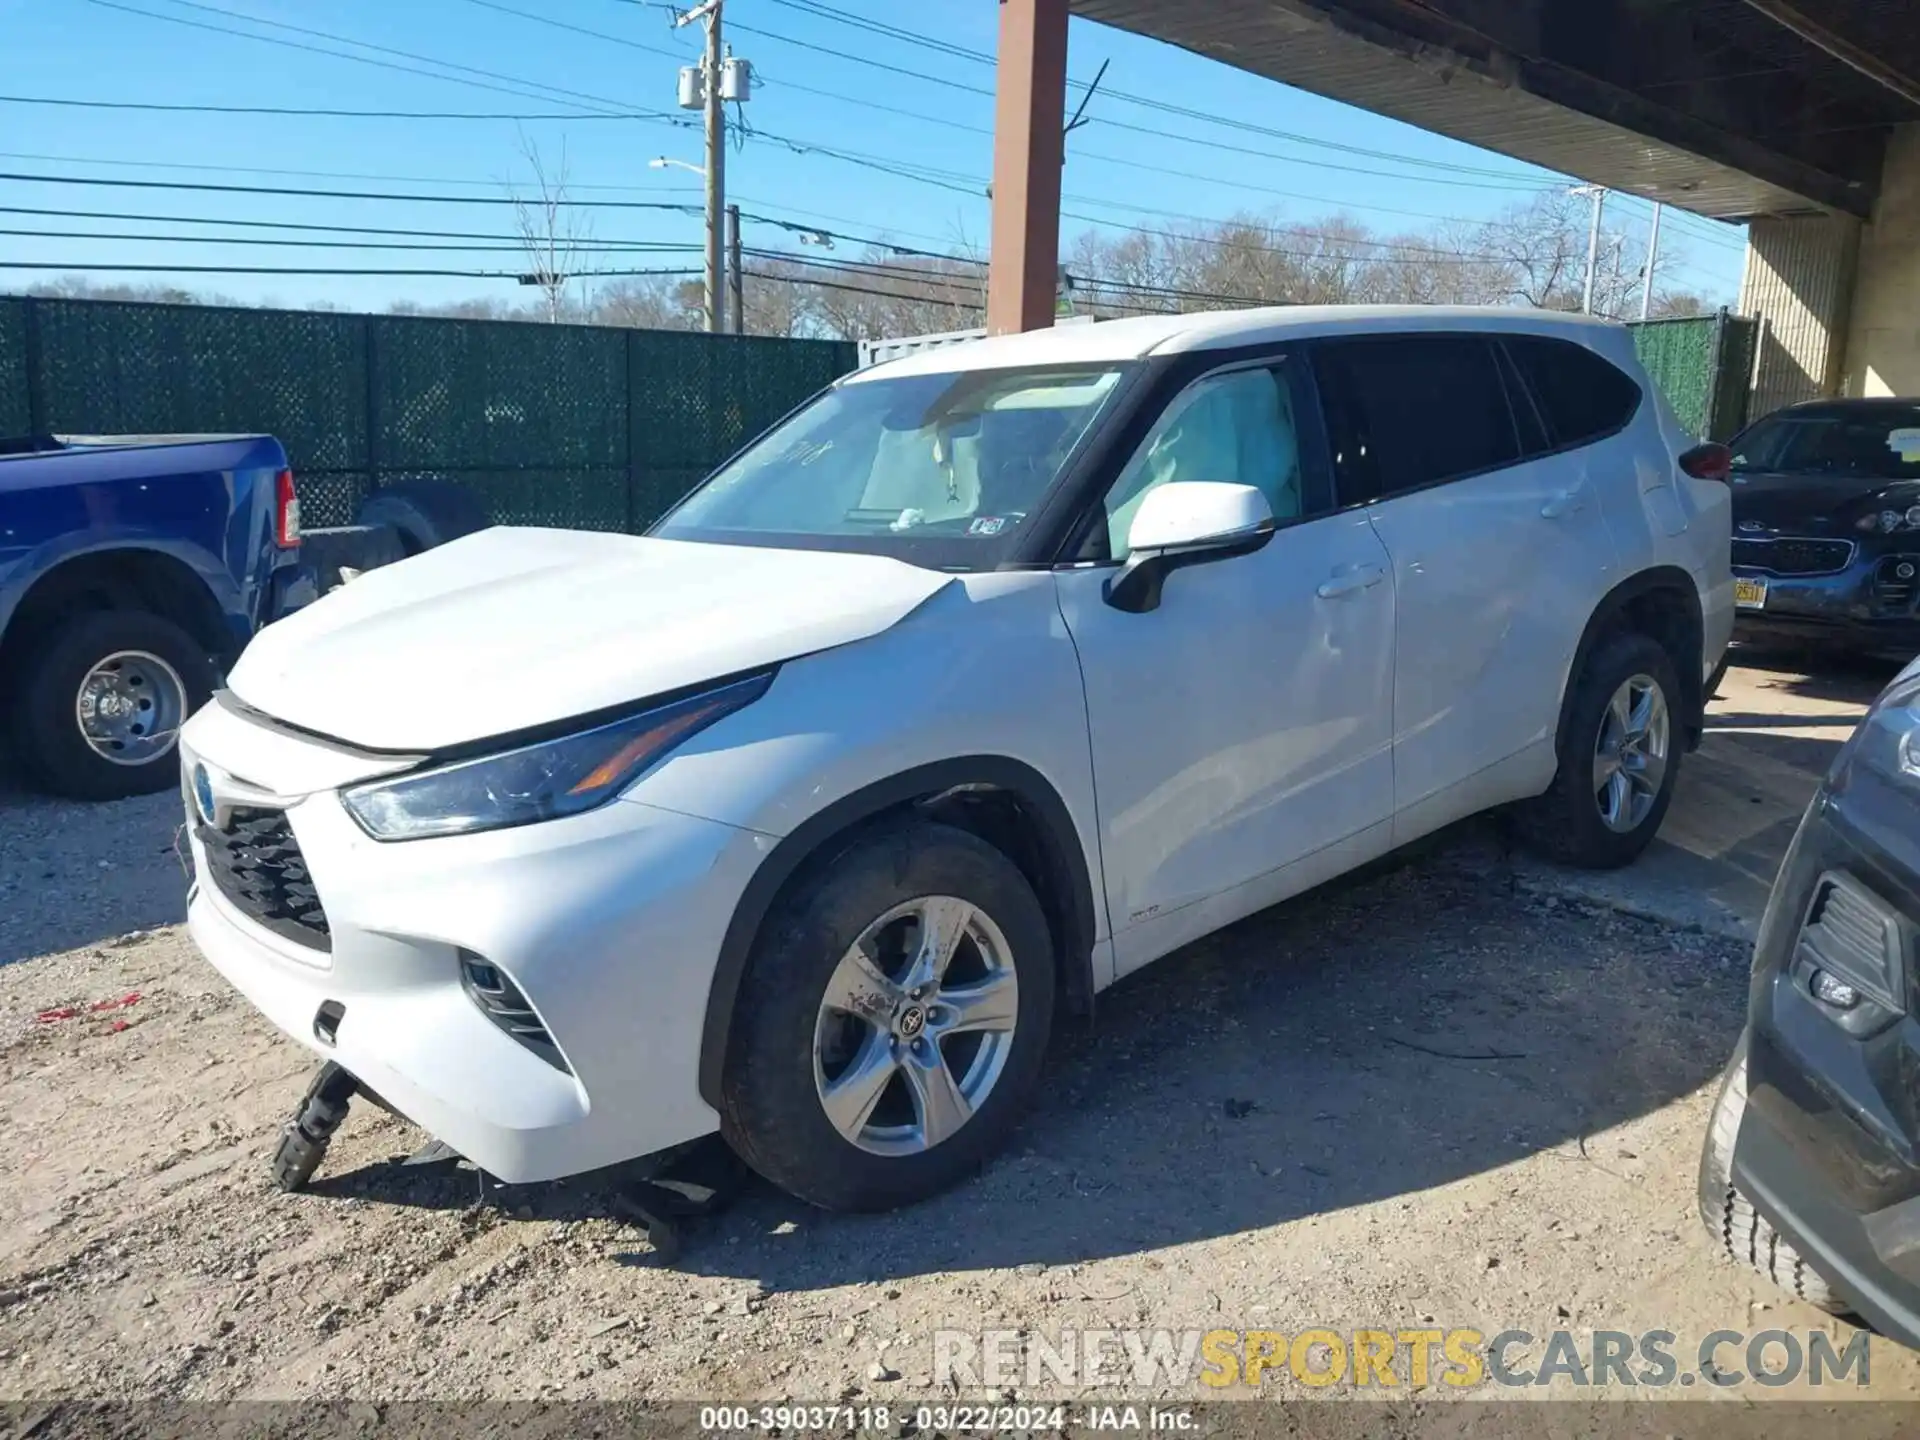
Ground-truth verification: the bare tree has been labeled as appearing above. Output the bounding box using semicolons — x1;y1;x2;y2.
591;275;702;331
509;136;595;324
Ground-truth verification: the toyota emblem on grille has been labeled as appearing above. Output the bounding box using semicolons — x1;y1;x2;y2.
1738;520;1767;533
192;763;217;825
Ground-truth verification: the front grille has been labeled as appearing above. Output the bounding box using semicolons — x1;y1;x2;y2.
196;807;331;950
1873;555;1920;613
460;954;570;1073
1731;536;1856;576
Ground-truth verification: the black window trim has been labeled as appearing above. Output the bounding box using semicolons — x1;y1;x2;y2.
1307;331;1530;511
1495;333;1644;461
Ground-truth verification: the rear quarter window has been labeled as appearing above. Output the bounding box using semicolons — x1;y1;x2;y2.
1311;334;1520;503
1501;335;1642;450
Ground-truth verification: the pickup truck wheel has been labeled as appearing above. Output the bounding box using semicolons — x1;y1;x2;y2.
1514;632;1682;869
10;611;215;800
718;820;1055;1212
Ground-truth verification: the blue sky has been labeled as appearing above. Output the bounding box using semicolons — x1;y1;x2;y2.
0;0;1750;313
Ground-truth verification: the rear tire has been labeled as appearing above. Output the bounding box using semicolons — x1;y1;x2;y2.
1697;1038;1848;1314
8;610;215;800
1515;632;1682;869
353;482;490;556
718;820;1055;1212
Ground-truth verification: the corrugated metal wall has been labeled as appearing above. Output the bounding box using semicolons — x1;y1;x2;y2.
1739;214;1861;417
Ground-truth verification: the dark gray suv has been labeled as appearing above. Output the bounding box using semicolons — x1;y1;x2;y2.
1701;654;1920;1339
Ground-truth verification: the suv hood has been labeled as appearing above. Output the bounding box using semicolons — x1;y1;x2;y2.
1730;471;1920;536
228;527;954;752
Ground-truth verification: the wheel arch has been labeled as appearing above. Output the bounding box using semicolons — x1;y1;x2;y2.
1559;566;1706;754
696;755;1099;1109
0;545;234;681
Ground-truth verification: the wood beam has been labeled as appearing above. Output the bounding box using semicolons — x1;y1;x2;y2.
988;0;1069;335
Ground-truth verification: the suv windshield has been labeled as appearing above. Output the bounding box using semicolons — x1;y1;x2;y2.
1731;408;1920;481
652;365;1129;567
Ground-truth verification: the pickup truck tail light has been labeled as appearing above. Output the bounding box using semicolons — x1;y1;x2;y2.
274;468;302;548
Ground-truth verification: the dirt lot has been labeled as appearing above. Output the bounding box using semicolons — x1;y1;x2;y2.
4;660;1919;1407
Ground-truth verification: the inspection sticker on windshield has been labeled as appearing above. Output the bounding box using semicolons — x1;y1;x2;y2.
967;516;1007;536
1888;427;1920;460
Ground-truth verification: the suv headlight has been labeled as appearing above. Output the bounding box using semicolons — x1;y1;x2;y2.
1856;503;1920;533
1836;664;1920;787
341;673;772;841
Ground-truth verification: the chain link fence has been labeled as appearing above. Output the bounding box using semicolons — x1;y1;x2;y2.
1;295;1764;519
0;295;857;530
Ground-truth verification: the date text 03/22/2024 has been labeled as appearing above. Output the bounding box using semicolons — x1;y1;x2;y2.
697;1405;1196;1432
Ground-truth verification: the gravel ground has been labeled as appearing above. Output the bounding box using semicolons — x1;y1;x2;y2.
4;787;1919;1407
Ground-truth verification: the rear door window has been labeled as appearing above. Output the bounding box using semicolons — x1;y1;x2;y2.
1502;335;1641;451
1311;334;1521;504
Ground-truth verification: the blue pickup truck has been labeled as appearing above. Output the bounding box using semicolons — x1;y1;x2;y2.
0;433;311;800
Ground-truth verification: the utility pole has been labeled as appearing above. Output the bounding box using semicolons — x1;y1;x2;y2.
676;0;726;333
1573;184;1608;316
1639;200;1664;321
726;203;744;334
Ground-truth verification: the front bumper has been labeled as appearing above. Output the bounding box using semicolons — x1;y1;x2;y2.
1733;545;1920;655
179;699;771;1184
1734;751;1920;1346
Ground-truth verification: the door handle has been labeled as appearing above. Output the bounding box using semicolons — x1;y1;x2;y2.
1316;563;1386;599
1541;488;1586;519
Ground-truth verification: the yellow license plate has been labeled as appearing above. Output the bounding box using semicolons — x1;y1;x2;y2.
1734;576;1768;609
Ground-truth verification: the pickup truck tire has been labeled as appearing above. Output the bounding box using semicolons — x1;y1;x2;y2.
9;610;216;800
354;482;490;556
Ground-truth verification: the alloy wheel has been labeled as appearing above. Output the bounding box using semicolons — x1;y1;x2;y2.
812;895;1019;1157
1593;672;1669;834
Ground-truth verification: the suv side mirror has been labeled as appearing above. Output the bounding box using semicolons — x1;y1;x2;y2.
1105;481;1276;614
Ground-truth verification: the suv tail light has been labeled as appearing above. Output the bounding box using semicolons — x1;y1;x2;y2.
1679;442;1732;482
274;468;302;548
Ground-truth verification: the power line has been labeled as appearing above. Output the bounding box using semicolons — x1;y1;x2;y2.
107;0;669;118
0;147;706;198
740;267;984;310
0;226;703;255
80;0;650;119
752;0;1570;189
0;169;706;211
0;204;695;248
0;261;700;277
0;93;661;123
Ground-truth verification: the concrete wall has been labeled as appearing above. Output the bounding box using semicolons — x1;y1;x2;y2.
1845;125;1920;400
1739;213;1860;416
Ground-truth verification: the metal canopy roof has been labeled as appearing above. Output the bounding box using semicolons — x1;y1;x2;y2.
1068;0;1920;222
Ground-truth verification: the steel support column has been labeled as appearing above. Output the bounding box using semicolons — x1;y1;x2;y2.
988;0;1068;335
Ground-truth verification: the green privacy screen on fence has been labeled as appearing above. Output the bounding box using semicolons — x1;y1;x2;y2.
0;295;858;531
1629;310;1760;442
1;295;1762;522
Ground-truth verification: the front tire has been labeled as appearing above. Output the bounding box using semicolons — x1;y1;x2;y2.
8;610;216;800
1516;631;1682;869
718;820;1055;1212
1697;1038;1848;1314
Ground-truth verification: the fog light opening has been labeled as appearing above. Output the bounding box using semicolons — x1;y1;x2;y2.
458;950;572;1074
1810;969;1861;1011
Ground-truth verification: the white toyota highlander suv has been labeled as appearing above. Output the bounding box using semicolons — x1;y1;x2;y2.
180;306;1733;1211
